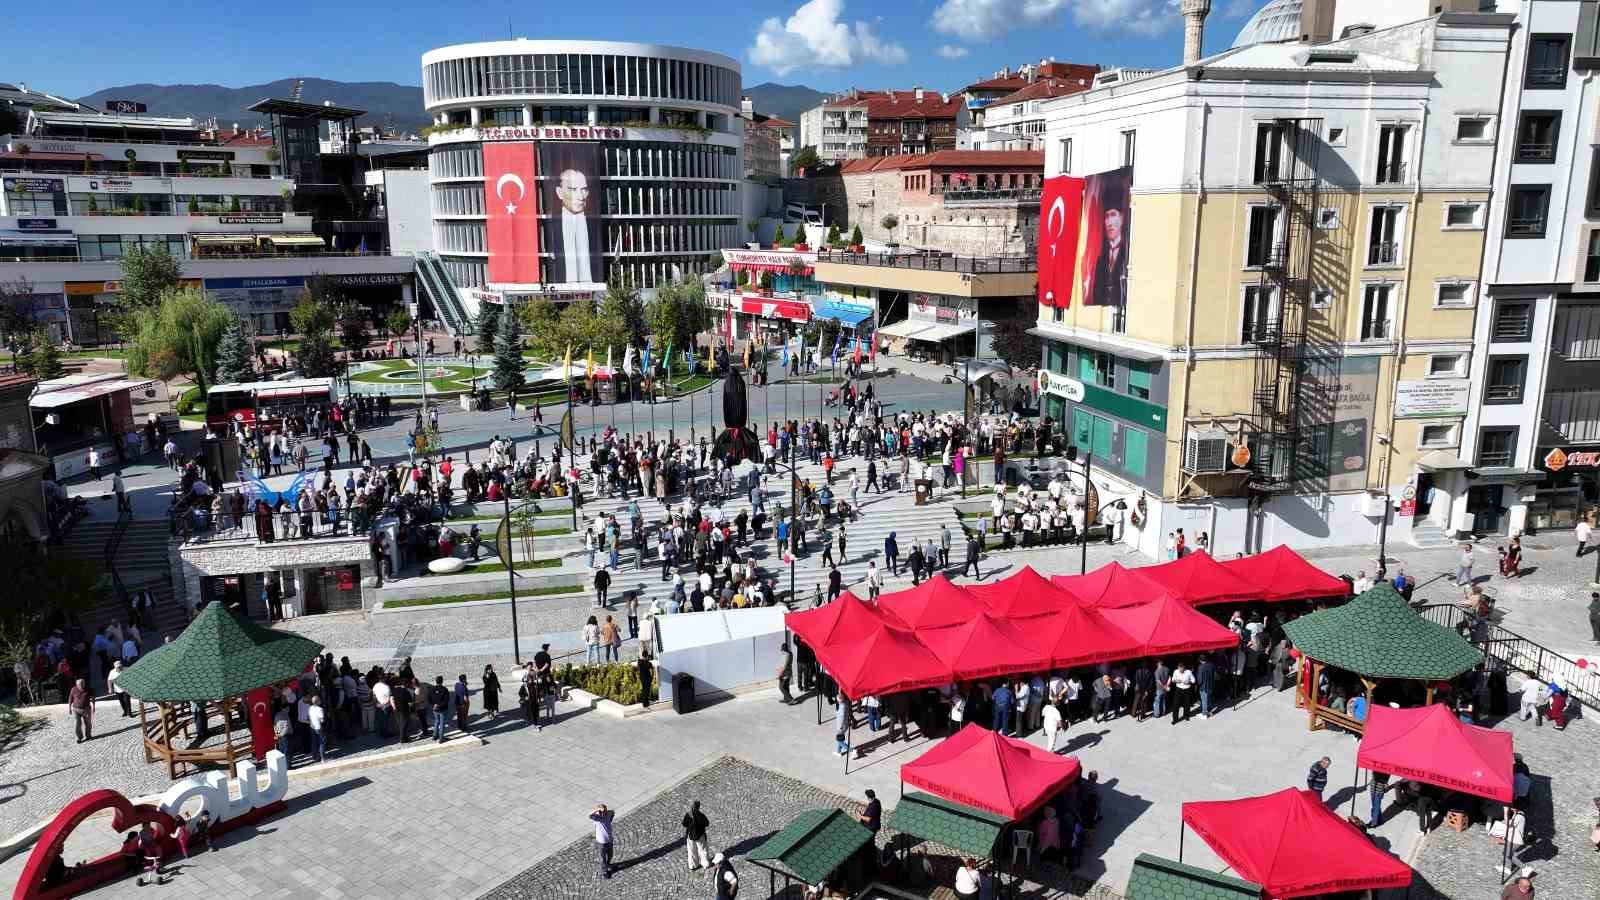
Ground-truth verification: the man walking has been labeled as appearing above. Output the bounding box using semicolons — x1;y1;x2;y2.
594;567;612;608
777;644;794;704
1590;592;1600;644
1306;756;1331;801
68;677;93;742
710;852;739;899
682;800;712;871
938;524;952;569
1454;542;1475;584
962;534;982;579
591;804;616;879
1579;518;1593;557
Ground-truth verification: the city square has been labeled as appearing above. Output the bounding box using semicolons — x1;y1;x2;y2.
4;0;1600;898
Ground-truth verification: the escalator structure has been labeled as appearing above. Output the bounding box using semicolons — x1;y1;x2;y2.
413;251;472;337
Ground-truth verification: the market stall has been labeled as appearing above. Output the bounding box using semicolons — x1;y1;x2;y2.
1217;544;1351;602
1138;550;1259;607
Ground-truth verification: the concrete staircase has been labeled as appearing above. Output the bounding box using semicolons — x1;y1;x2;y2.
1409;523;1458;550
57;517;187;641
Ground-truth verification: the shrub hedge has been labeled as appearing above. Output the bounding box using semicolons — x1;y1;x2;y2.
556;661;656;706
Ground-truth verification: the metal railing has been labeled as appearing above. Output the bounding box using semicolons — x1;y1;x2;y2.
1526;65;1567;87
1415;603;1598;712
1516;141;1556;162
1366;241;1399;266
0;165;282;179
106;507;131;608
1507;216;1548;238
939;187;1042;204
814;249;1036;273
1375;161;1408;185
3;249;399;264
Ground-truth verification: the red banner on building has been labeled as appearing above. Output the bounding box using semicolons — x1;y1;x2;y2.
1037;174;1084;308
483;142;541;284
739;296;812;321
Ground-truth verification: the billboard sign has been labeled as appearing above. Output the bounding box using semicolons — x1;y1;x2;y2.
1297;355;1380;493
16;218;57;230
104;100;148;114
177;149;237;161
88;177;135;194
217;214;283;225
1393;378;1470;419
5;177;64;194
540;142;603;286
1036;165;1131;310
478;126;626;141
483;142;542;284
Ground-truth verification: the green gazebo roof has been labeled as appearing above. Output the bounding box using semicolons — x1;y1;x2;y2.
746;808;874;885
887;791;1010;859
1126;853;1262;900
116;602;323;702
1282;582;1479;681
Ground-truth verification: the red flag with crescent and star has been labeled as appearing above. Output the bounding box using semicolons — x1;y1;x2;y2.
484;142;541;284
1038;174;1085;309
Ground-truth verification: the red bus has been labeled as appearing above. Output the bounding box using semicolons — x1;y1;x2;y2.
206;378;337;432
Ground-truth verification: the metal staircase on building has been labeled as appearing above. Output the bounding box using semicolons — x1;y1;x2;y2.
57;516;188;641
1247;117;1324;493
413;251;472;337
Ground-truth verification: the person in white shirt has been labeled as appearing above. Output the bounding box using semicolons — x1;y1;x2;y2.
865;561;882;600
370;678;391;735
1353;570;1373;595
955;858;982;898
1041;700;1064;752
1579;518;1593;558
1519;676;1548;724
306;696;327;762
554;167;594;283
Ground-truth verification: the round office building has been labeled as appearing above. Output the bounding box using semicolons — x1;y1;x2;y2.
421;40;744;302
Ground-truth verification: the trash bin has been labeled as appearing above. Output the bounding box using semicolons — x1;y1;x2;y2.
673;673;695;714
914;479;932;506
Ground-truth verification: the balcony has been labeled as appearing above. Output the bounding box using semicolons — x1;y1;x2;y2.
1507;216;1548;238
1526;65;1566;87
1366;242;1399;267
1516;141;1556;162
1360;318;1393;341
1374;162;1407;185
940;187;1042;206
816;250;1035;273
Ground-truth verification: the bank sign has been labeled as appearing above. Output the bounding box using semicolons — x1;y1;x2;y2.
1037;369;1085;402
1542;447;1600;472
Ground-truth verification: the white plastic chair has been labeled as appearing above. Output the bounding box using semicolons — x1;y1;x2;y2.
1011;828;1035;867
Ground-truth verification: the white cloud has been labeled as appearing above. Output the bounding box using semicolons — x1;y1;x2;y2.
1222;0;1255;17
931;0;1176;39
749;0;909;76
936;44;970;59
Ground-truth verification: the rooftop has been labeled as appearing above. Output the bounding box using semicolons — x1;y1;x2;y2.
989;77;1095;107
840;149;1043;174
31;109;199;130
247;98;365;121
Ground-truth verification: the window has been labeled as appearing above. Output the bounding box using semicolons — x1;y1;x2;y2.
1515;111;1561;163
1420;423;1460;448
1367;206;1402;266
1120;130;1137;168
1311;287;1333;309
1078;350;1115;389
1588;149;1600;217
1123;428;1149;478
1506;185;1551;237
1436;282;1474;308
1246;205;1282;267
1484;356;1528;403
1360;284;1394;340
1428;353;1466;377
1444;202;1483;229
1242;285;1277;342
1318;207;1340;229
1058;137;1072;174
1455;116;1493;143
1127;362;1153;400
1526;35;1570;88
1326;126;1346;146
1376;124;1408;184
1254;123;1285;182
1071;409;1114;460
1492;301;1534;341
1477;428;1519;466
1586;231;1600;282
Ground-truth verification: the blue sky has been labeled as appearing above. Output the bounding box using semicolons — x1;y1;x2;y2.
9;0;1259;98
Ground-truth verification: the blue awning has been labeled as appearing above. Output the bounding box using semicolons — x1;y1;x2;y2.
810;298;873;327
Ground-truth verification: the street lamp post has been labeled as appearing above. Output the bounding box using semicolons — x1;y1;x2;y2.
503;491;521;664
1081;453;1093;575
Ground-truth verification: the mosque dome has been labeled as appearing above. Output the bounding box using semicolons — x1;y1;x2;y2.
1232;0;1305;47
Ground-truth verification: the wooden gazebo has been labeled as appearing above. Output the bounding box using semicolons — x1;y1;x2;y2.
1283;582;1480;734
116;602;322;779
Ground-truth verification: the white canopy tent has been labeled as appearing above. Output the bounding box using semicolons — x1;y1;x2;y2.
654;607;787;704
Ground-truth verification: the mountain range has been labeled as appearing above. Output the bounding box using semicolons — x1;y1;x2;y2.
73;78;826;135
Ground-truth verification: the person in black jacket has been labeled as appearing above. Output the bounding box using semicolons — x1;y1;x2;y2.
428;676;450;743
682;800;712;870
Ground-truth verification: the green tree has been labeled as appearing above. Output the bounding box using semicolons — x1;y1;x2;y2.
791;145;821;172
213;315;256;384
601;276;647;350
826;224;842;246
647;280;711;363
492;300;526;392
881;214;898;236
290;293;339;378
774;224;791;248
335;302;370;354
990;315;1040;370
118;245;182;313
475;301;500;351
385;307;413;339
126;286;232;393
517;297;563;360
850;224;864;246
0;278;38;355
23;330;64;380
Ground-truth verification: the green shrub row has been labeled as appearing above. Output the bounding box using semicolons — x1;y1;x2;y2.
556;661;655;706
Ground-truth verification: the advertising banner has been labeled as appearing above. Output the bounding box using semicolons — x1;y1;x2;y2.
88;177;135;194
724;248;818;272
1393;378;1470;419
483;142;542;284
4;176;64;194
1080;166;1132;307
540;142;603;286
1037;174;1083;308
218;214;282;225
1297;355;1381;493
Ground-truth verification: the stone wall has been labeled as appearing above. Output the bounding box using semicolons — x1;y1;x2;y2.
179;535;375;614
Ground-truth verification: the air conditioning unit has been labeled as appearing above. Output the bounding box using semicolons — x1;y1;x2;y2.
1184;427;1231;474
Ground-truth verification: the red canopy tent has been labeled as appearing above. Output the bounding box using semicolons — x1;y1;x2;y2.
1181;788;1412;898
901;723;1082;820
1051;562;1173;609
1139;551;1260;607
785;591;889;648
877;574;985;630
816;621;950;698
966;566;1077;619
1101;595;1239;657
1357;703;1515;803
920;614;1051;681
1217;545;1349;602
1035;602;1145;669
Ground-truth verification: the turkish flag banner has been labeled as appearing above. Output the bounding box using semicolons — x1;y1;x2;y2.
246;686;275;762
484;142;541;284
1037;174;1085;308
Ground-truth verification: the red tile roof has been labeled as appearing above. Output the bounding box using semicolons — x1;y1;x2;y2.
840;149;1044;174
758;117;794;128
990;77;1095;106
962;62;1101;95
864;91;963;120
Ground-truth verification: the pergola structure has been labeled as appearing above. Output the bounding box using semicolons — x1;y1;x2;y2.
1282;582;1480;734
117;602;322;779
746;808;874;897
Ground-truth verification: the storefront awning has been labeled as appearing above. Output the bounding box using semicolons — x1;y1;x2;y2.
1468;466;1541;484
810;298;874;327
1027;325;1166;363
194;234;257;246
260;233;326;247
738;295;811;322
1416;450;1472;472
0;230;76;248
31;377;158;409
884;321;976;343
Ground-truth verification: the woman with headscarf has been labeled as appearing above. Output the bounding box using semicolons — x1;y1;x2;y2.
481;664;501;718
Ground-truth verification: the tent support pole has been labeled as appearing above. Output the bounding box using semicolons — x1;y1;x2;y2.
1178;821;1185;862
1349;759;1361;817
844;704;852;775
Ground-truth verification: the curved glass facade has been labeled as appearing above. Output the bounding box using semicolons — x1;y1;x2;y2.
424;43;742;292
